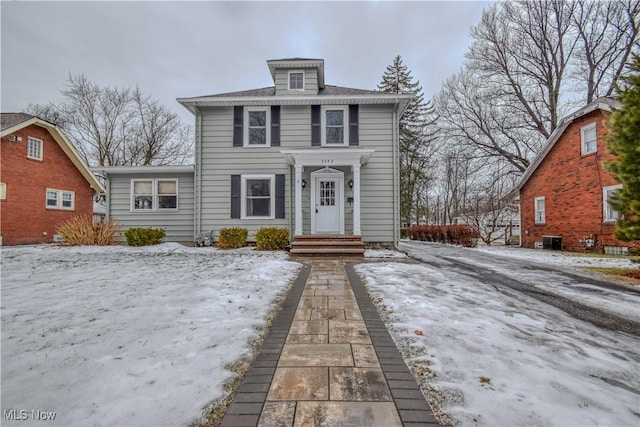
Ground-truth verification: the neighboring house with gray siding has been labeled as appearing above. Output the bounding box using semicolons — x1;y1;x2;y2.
97;58;410;247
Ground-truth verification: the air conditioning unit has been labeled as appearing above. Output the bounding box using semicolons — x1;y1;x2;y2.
6;134;16;142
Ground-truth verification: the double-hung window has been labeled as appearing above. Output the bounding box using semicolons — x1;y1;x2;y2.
321;106;348;146
46;188;74;210
131;179;178;211
581;123;597;155
27;137;43;160
242;175;274;219
534;196;546;224
244;107;270;147
289;71;304;90
603;185;622;223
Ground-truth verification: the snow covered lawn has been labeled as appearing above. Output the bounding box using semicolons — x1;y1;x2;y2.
474;244;638;270
356;245;640;427
1;243;301;427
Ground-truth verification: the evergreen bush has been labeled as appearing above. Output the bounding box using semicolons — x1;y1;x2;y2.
255;227;289;250
124;227;166;246
218;227;248;249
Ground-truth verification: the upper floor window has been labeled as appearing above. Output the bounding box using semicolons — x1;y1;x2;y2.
0;182;6;200
581;123;597;155
27;137;43;160
46;188;74;210
321;106;349;146
131;179;178;211
534;196;546;224
289;71;304;90
244;107;271;147
603;185;622;223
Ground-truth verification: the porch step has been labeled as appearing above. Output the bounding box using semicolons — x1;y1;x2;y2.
290;235;365;257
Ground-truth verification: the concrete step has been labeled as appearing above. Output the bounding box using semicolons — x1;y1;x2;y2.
290;235;365;257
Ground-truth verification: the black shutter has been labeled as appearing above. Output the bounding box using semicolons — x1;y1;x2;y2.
349;105;359;146
275;174;285;219
233;106;243;147
311;105;321;146
231;175;241;218
271;106;281;147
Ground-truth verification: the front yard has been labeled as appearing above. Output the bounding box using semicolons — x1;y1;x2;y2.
1;243;301;426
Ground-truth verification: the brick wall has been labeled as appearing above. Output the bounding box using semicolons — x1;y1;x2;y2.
1;124;95;245
520;109;638;253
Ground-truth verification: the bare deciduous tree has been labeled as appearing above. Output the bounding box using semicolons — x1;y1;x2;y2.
27;74;193;167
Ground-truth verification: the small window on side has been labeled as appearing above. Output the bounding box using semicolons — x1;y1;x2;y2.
27;137;43;160
581;123;597;155
534;196;546;224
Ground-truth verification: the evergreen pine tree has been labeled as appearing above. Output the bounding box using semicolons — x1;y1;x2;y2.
606;55;640;242
378;55;437;226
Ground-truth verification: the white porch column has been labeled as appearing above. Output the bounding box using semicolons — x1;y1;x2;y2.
295;165;303;236
352;163;361;235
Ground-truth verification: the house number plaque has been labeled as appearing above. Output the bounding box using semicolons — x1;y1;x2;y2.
321;159;334;164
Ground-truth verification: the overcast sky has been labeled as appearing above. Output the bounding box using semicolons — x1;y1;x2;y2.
1;1;491;124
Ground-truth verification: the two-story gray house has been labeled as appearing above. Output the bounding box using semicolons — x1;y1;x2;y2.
96;58;411;250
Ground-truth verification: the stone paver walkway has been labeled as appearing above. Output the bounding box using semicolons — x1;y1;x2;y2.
220;259;439;427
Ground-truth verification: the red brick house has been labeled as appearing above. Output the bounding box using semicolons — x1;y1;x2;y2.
517;97;639;255
1;113;104;245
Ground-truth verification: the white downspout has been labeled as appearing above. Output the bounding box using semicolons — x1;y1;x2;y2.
195;110;202;238
392;104;399;247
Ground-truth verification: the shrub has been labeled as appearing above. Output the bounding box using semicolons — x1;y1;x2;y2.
408;225;479;247
255;227;289;250
218;227;248;249
400;228;408;239
56;214;120;246
124;227;166;246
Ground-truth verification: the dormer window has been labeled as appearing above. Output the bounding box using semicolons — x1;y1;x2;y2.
581;123;596;155
289;71;304;90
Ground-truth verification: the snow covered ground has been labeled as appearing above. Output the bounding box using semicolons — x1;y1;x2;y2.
474;244;638;269
1;243;301;427
356;241;640;427
3;241;638;427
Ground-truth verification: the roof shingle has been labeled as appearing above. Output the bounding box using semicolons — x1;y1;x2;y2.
1;113;34;131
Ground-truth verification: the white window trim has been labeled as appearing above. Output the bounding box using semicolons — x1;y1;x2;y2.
0;182;6;200
321;105;349;146
603;184;622;223
534;196;546;225
580;122;597;156
45;188;75;210
243;107;271;147
130;178;179;212
241;174;275;219
288;70;305;91
27;137;43;160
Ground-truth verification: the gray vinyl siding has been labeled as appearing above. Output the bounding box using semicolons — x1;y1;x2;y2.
358;105;395;244
274;69;319;95
197;103;396;244
199;107;290;242
107;172;194;242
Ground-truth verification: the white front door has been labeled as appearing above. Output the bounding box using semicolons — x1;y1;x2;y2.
314;176;342;234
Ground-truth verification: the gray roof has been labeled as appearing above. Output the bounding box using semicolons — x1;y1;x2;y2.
1;113;35;130
196;84;389;99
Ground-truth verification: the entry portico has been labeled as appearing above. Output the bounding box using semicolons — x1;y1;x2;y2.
281;148;374;237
